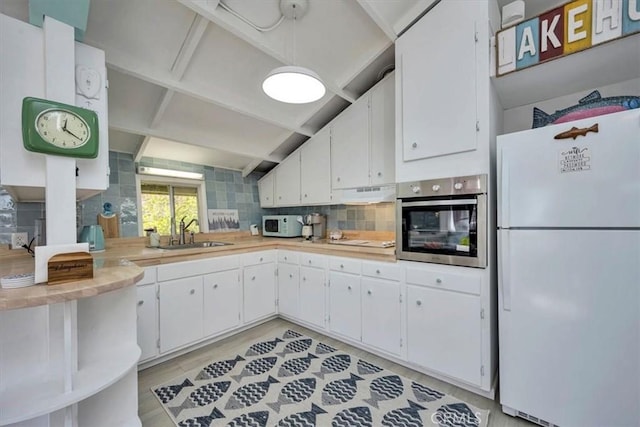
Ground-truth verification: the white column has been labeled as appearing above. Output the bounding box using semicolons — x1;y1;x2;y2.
43;17;77;245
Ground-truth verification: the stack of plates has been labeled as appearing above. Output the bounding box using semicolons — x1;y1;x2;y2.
1;273;35;289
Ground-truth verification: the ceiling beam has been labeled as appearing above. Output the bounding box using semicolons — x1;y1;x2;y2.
176;0;357;104
355;0;398;41
134;135;152;162
93;43;316;137
109;118;286;164
394;0;440;36
241;159;263;178
171;15;209;80
149;89;175;128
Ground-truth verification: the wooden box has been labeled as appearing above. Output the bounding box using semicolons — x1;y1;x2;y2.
47;252;94;285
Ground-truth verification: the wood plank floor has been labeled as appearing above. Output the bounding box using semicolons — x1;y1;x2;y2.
138;318;535;427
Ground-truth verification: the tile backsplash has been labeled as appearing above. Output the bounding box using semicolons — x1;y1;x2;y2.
0;151;395;244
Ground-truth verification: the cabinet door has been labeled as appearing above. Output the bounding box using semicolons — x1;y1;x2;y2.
398;1;479;161
331;97;369;189
159;277;203;353
299;266;326;328
301;127;332;204
243;263;276;323
136;284;158;362
275;152;301;206
278;263;299;318
370;74;395;186
328;272;361;341
361;278;402;355
407;284;482;386
203;270;240;337
258;172;275;207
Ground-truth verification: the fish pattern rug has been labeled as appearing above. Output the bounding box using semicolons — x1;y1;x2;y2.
152;330;490;427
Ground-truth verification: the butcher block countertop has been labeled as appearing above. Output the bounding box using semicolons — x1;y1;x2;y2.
0;231;395;310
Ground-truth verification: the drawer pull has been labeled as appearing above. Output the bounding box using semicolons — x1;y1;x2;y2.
289;274;293;278
347;285;352;291
340;264;344;269
377;172;382;177
367;290;372;295
412;142;418;149
190;289;195;295
137;300;144;306
308;260;312;264
252;276;256;281
259;257;263;262
303;277;306;282
416;300;422;306
213;284;218;289
376;269;381;274
284;256;288;260
436;278;442;284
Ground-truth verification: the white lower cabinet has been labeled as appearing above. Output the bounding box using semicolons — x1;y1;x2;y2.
136;284;158;362
361;277;402;356
243;263;276;323
278;263;299;318
407;285;482;386
159;276;203;353
203;269;241;337
328;272;361;341
299;266;325;328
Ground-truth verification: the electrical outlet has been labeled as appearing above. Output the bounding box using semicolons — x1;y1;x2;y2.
11;232;28;250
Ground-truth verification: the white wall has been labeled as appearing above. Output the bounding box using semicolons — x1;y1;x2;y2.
502;78;640;134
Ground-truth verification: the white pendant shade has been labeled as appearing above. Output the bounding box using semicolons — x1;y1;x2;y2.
262;66;326;104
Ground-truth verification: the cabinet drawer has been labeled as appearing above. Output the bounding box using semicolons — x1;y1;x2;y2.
362;261;401;281
405;267;480;296
278;250;299;265
137;267;156;286
157;255;239;282
242;251;276;266
329;257;361;275
300;252;327;269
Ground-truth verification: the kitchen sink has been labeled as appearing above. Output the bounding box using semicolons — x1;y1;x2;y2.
157;241;233;250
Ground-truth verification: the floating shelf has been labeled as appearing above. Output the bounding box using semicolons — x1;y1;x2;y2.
493;34;640;110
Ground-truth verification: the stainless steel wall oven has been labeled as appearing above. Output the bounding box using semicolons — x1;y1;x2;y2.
396;174;487;268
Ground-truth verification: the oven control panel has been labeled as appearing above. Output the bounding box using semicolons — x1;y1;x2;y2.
397;174;487;199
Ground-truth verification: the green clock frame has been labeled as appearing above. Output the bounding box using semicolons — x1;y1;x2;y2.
22;97;99;159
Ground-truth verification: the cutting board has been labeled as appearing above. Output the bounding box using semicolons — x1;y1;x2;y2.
97;213;120;238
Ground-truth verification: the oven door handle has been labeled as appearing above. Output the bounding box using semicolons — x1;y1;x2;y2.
400;199;478;208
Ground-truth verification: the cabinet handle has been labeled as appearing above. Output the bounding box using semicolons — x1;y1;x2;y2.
337;177;341;182
279;196;282;199
436;278;442;284
137;300;144;306
213;284;218;289
259;257;263;262
376;269;381;274
284;256;287;260
303;277;306;281
308;260;312;264
340;264;344;269
252;276;256;281
377;172;382;177
416;300;422;306
347;285;352;290
289;274;293;278
190;289;195;295
367;290;372;295
412;142;418;149
304;194;308;197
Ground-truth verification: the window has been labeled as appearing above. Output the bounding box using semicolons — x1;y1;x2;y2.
138;178;207;236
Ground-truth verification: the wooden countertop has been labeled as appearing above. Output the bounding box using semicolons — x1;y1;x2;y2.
0;232;395;310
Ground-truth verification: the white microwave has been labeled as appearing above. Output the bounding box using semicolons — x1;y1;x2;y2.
262;215;302;237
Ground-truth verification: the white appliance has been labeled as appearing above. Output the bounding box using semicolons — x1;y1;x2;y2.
262;215;302;237
497;109;640;427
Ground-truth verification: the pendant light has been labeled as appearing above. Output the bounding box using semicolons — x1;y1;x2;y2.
262;0;326;104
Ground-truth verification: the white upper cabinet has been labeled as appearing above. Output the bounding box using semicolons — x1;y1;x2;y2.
397;1;480;163
274;151;301;206
331;93;370;189
331;73;395;189
258;172;275;207
301;126;332;204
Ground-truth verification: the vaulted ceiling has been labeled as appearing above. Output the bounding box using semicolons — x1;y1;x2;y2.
0;0;439;175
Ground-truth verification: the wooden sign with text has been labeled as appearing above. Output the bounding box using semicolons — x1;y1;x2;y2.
47;252;94;285
496;0;640;76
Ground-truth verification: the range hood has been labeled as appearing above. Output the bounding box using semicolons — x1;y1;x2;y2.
337;185;396;204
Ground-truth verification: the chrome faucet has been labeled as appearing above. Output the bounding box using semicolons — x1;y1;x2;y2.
179;217;199;245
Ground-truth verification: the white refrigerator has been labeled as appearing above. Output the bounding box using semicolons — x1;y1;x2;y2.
497;109;640;427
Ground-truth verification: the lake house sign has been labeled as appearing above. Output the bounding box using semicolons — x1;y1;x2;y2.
496;0;640;76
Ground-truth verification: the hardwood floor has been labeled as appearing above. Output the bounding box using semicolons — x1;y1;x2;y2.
137;318;534;427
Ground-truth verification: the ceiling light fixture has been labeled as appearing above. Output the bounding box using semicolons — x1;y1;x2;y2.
262;0;325;104
137;166;203;180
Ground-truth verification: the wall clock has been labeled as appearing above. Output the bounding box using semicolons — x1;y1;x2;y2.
22;97;99;158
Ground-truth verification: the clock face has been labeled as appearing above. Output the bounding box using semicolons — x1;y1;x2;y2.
35;109;90;149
